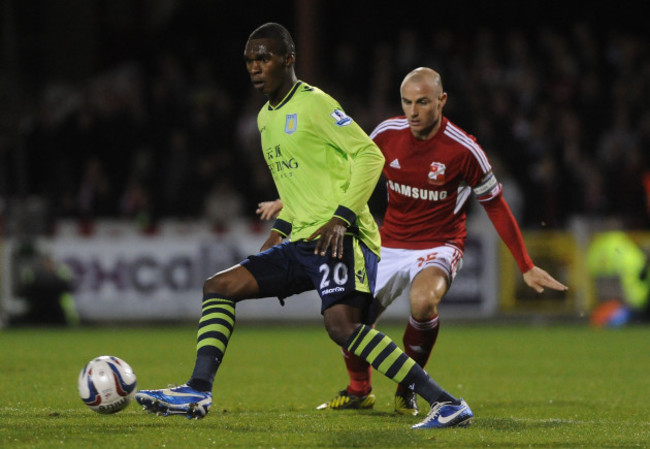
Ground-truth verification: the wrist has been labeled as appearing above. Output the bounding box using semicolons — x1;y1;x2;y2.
271;218;292;237
333;205;356;226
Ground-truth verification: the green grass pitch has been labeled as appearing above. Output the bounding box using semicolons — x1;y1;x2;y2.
1;322;649;448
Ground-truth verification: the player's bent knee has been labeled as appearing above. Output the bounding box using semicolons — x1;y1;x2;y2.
323;302;365;346
203;275;229;296
410;294;440;320
323;314;358;346
324;322;354;347
203;265;259;299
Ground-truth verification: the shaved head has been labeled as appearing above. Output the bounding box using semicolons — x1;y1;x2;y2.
401;67;443;94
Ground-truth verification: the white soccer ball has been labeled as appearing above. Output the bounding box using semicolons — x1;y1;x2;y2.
78;355;137;414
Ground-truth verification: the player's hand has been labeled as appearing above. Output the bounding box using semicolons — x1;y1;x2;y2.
260;230;284;252
256;199;283;221
523;266;568;293
308;217;347;259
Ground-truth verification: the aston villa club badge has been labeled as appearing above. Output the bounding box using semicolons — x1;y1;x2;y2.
427;162;446;185
285;113;298;134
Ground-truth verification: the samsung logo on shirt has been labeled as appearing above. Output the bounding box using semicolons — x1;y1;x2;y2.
387;180;448;201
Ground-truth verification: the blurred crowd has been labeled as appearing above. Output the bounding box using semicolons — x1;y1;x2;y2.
2;16;649;234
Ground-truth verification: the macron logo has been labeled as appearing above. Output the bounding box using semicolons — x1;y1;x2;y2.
390;158;401;169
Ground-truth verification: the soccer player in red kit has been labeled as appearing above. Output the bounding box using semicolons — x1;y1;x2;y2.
257;67;568;416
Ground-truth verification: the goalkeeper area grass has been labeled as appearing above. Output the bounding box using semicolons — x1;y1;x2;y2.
1;322;648;448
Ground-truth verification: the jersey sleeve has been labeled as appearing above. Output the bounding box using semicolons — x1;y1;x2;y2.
458;135;502;201
482;193;534;273
309;96;385;224
463;137;530;270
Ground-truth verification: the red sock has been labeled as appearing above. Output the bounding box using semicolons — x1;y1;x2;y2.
397;314;440;393
342;347;372;396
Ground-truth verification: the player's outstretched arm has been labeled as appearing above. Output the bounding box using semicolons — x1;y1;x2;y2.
481;192;568;294
523;266;568;293
256;199;283;220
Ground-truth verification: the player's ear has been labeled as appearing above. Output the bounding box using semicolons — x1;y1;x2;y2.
285;52;295;67
439;92;448;109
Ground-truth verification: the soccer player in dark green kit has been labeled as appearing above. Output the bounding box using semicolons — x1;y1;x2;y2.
135;22;472;429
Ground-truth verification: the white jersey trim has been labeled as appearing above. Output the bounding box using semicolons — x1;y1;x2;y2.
444;122;491;173
454;185;472;214
369;117;409;140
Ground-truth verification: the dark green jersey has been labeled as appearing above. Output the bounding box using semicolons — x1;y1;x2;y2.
258;81;383;256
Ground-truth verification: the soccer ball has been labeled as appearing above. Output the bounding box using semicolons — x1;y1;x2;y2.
78;355;137;414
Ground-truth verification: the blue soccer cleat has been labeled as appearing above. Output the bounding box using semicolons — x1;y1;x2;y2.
136;384;212;419
411;398;473;429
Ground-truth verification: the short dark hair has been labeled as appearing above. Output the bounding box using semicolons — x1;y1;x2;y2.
248;22;295;55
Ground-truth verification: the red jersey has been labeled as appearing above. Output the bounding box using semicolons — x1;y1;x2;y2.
370;116;502;251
